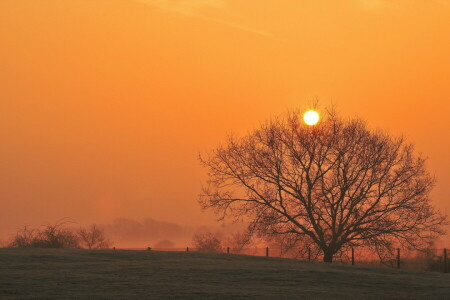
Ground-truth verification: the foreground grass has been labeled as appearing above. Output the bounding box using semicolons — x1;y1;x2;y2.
0;249;449;299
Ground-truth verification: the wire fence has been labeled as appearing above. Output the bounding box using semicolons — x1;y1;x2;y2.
114;246;449;273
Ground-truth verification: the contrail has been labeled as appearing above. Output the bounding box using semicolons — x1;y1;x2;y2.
136;0;270;37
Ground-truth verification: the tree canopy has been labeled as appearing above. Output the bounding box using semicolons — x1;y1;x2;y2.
200;109;446;262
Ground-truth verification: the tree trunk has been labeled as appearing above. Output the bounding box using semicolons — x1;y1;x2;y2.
323;250;333;263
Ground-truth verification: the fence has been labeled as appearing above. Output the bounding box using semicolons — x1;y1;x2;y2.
115;246;449;273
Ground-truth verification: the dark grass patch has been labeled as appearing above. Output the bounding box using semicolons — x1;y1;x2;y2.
0;249;449;299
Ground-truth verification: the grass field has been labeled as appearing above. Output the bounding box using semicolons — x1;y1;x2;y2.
0;248;449;299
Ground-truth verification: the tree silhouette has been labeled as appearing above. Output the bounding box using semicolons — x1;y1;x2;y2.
192;232;223;253
78;224;112;249
199;109;446;262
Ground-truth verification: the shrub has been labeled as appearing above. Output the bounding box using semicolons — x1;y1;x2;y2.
8;226;38;248
9;223;79;248
33;224;80;248
8;222;113;249
192;233;223;253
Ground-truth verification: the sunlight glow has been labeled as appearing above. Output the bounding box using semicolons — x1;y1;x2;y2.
303;110;320;126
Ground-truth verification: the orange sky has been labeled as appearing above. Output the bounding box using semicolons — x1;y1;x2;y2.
0;0;449;241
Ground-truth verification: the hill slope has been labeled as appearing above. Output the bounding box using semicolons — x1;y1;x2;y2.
0;249;449;299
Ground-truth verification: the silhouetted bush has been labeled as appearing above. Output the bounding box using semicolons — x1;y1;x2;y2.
8;223;79;248
192;233;223;253
8;226;38;248
8;222;113;249
33;224;80;248
226;231;254;254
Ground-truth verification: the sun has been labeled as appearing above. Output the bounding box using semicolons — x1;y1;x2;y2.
303;110;320;126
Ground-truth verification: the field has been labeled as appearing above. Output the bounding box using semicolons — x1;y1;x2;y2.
0;249;449;299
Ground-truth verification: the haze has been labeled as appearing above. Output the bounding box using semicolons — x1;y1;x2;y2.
1;0;449;243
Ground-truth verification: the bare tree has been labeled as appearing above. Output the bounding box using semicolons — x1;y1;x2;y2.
226;230;254;253
199;109;447;262
192;232;224;253
77;224;112;249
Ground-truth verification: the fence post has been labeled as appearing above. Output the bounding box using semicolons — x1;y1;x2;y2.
397;248;401;269
227;247;230;254
308;247;311;261
444;248;448;273
351;248;355;266
186;247;189;252
266;247;269;257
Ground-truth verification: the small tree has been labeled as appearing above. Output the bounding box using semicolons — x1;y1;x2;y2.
226;231;254;253
200;109;447;262
192;232;223;253
78;224;112;249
